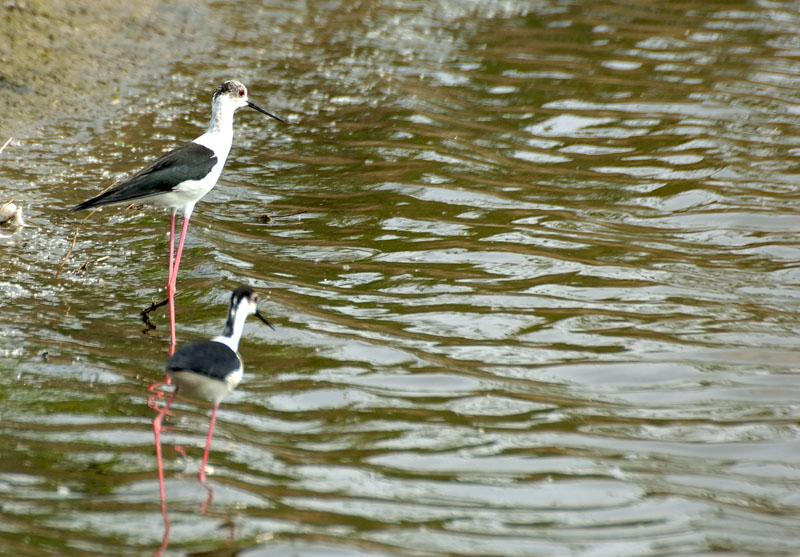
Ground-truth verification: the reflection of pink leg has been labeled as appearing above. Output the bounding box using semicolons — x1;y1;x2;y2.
147;381;176;412
154;519;170;557
201;482;214;515
199;404;218;513
199;404;218;485
168;213;192;356
153;388;178;556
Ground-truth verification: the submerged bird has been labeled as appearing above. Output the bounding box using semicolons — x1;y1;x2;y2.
68;80;284;350
153;285;274;488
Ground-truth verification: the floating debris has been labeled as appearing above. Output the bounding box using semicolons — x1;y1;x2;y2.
0;200;25;227
253;209;306;223
74;254;110;275
140;296;169;334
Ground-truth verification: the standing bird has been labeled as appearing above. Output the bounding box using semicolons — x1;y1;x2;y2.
153;285;273;513
68;81;284;350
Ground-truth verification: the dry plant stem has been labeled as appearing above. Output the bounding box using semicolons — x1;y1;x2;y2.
276;210;306;218
55;229;79;280
56;207;103;279
76;255;110;274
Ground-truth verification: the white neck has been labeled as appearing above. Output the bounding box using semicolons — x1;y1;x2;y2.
206;100;236;134
211;303;250;351
193;100;235;156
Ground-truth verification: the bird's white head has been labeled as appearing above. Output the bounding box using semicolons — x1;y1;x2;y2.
212;80;251;111
218;285;274;346
211;80;285;122
230;285;262;318
212;285;273;349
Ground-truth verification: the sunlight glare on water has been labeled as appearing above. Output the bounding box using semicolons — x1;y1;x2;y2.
2;0;800;555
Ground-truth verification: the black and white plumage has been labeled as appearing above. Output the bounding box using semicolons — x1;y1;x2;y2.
69;80;284;349
153;285;274;494
165;285;273;405
69;142;219;212
68;80;283;216
165;341;242;404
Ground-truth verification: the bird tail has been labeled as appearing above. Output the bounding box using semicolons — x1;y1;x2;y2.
67;187;130;213
67;197;100;213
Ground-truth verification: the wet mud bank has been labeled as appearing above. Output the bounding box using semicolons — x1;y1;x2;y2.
0;0;214;137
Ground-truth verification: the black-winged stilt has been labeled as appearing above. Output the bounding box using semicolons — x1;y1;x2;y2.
68;81;283;350
153;285;273;512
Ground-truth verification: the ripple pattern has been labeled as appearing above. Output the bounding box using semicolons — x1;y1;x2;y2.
2;0;800;555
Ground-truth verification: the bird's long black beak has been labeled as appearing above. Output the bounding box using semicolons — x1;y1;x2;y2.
254;309;276;331
247;101;285;124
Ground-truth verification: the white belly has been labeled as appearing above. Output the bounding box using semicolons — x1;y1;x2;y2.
146;159;226;211
169;365;242;405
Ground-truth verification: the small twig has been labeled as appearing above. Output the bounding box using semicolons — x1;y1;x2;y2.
0;137;12;156
55;228;79;280
140;296;169;333
253;209;306;223
75;254;110;275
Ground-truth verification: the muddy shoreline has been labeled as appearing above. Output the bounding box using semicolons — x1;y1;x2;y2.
0;0;213;138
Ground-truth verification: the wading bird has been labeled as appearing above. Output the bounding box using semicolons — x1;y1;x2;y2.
153;285;273;513
69;81;283;350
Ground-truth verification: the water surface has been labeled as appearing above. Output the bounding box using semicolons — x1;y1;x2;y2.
2;1;800;555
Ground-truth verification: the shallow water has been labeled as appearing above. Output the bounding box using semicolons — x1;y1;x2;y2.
3;0;800;555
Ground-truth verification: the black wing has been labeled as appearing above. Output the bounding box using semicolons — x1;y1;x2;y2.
166;340;240;381
68;142;217;212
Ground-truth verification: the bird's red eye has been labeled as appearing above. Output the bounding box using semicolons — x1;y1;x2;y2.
238;89;245;97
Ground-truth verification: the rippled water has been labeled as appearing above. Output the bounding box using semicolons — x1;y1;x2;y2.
3;0;800;555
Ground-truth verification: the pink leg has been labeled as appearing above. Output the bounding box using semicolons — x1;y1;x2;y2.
167;211;177;355
168;213;192;355
170;212;191;286
153;388;178;555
